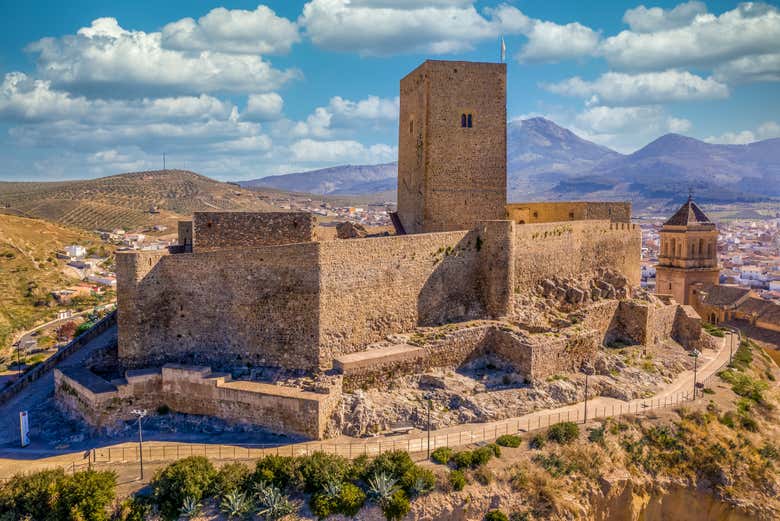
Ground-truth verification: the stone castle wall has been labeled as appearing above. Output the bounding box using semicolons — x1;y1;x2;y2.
193;212;317;252
513;220;641;291
116;243;321;371
506;202;631;224
117;219;641;372
397;61;507;233
55;364;338;439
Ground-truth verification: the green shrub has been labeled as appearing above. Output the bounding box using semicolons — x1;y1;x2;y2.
380;489;410;521
214;462;251;496
471;446;496;467
720;370;768;403
529;433;546;449
297;452;352;493
448;470;466;491
114;495;152;521
719;411;736;429
496;434;522;448
151;456;216;520
400;466;435;497
547;422;579;444
348;454;370;482
588;426;605;444
485;510;509;521
487;443;502;458
367;451;415;481
451;450;474;469
431;447;453;464
252;455;299;490
310;492;339;519
533;453;575;478
57;469;117;521
0;468;116;521
338;482;366;516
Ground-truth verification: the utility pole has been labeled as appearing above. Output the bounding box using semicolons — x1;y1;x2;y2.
426;399;432;459
690;349;701;399
582;362;593;424
131;409;147;480
163;153;166;171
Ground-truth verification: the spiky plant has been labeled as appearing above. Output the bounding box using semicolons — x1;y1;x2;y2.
323;480;342;499
255;482;295;520
179;496;201;520
367;472;397;503
410;476;434;497
221;490;249;519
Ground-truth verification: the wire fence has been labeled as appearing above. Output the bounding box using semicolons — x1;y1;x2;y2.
6;331;741;479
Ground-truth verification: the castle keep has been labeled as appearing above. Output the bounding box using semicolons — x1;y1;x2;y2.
56;60;710;440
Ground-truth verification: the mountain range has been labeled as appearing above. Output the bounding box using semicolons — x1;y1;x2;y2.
239;118;780;206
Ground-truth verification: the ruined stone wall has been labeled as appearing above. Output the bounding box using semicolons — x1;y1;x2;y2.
506;202;631;224
116;244;321;371
55;365;339;439
397;60;507;233
193;212;317;252
177;220;193;251
527;330;602;381
513;221;641;291
318;231;484;364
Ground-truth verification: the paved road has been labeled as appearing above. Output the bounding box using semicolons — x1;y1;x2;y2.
0;324;117;446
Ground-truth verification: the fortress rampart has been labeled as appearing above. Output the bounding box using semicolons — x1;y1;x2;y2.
506;202;631;224
192;211;318;252
116;214;640;372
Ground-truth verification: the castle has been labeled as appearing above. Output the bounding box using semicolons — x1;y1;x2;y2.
54;61;709;439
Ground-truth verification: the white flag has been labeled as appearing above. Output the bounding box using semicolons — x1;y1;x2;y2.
501;37;506;63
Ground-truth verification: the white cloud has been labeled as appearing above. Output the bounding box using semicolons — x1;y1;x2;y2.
328;95;399;122
705;121;780;144
518;20;600;63
545;70;729;105
0;73;234;124
289;138;396;163
623;1;707;33
714;52;780;83
300;0;596;61
277;95;399;139
27;17;300;97
161;5;299;55
244;93;284;121
601;3;780;71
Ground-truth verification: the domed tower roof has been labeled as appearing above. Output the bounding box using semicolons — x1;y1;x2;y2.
663;195;713;227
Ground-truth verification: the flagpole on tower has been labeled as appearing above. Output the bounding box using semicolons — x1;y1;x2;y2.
500;37;506;63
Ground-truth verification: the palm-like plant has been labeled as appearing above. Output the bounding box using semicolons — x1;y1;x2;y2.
179;496;201;520
323;480;342;499
254;481;295;520
367;472;397;503
410;476;433;497
221;490;249;519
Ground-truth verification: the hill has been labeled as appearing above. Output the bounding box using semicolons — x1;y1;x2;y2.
0;214;107;353
0;170;276;231
238;118;780;207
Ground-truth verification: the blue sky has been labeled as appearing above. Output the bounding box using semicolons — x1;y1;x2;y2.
0;0;778;181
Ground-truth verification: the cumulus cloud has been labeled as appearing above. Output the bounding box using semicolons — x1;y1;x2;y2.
289;138;396;163
705;121;780;144
518;20;600;62
278;95;399;139
300;0;597;61
161;5;299;55
623;1;707;33
544;70;729;106
601;3;780;71
328;95;399;122
714;52;780;83
27;17;300;97
244;93;284;121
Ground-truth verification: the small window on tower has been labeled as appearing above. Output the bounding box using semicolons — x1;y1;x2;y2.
461;114;467;127
467;114;473;128
409;119;413;135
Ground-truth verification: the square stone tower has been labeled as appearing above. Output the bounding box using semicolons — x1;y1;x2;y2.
397;60;507;233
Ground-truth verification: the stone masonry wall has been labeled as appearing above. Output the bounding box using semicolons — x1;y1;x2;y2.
116;243;321;371
513;220;641;290
193;212;317;252
55;365;339;439
506;202;631;224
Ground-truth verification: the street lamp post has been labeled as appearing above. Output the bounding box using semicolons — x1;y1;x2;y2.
690;349;701;399
426;399;432;459
582;363;593;425
131;409;147;480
